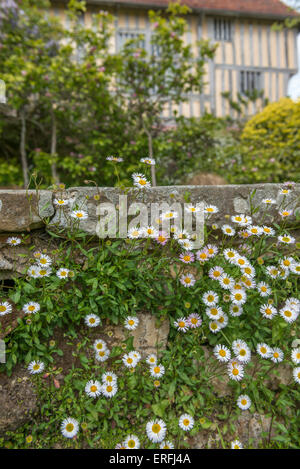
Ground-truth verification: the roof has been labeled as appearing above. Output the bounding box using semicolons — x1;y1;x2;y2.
84;0;300;18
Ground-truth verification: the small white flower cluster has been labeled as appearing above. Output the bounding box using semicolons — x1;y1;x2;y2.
85;371;118;399
94;339;110;362
173;314;202;332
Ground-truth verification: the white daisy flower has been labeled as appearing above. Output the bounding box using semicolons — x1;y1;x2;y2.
122;353;138;368
56;268;70;279
204;205;219;215
128;227;143;239
237;395;251;410
173;229;191;241
101;382;118;398
260;304;277;319
0;301;12;316
279;209;293;218
140;157;155;165
209;321;221;334
231;439;243;449
209;266;224;280
7;237;21;246
150;364;165;378
95;348;110;362
266;265;281;279
219;274;234;290
231;214;252;226
291;348;300;365
227;362;244;381
54;198;69;207
37;254;52;267
179;414;194;431
234;343;251;364
223;248;238;262
84;314;101;327
262;226;275;236
217;313;229;329
262;198;276;205
241;264;256;278
256;343;272;359
278;234;295;244
293;367;300;384
28;360;45;374
279;307;298;323
129;350;141;363
160;440;174;449
22;302;40;314
61;418;79;439
146;354;157;365
124;434;140;449
178;239;195;251
234;256;250;268
270;347;284;363
203;291;219;307
71;210;88;220
93;339;107;352
257;282;271;297
161;210;178;220
206;306;223;320
85;380;102;398
174;317;189;332
144;226;159;238
102;372;117;385
187;313;202;328
214;344;231;362
229;304;243;317
132;173;151;189
37;267;52;278
290;263;300;275
27;265;40;278
185;204;201;214
230;290;247;305
286;297;300;311
124;316;139;330
146;419;167;443
247;225;263;236
221;225;236;236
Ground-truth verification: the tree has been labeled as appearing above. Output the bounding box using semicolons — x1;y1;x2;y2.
116;2;216;186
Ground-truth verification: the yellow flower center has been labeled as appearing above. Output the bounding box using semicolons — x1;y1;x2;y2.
241;399;247;405
232;368;239;376
219;350;226;357
183;419;190;426
66;423;74;432
152;424;161;433
0;306;6;312
90;385;97;392
128;440;135;448
153;366;160;374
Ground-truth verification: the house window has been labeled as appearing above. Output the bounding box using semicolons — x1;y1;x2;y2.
214;18;232;41
240;70;262;94
117;30;146;51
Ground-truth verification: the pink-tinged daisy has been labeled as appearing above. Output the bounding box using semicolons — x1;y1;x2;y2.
187;313;202;328
156;231;168;246
206;244;219;258
7;237;21;246
179;252;194;264
174;317;189;332
180;273;196;288
106;156;123;162
196;248;210;262
279;209;293;218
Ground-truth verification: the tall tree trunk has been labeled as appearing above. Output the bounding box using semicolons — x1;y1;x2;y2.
20;108;29;188
50;109;59;183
